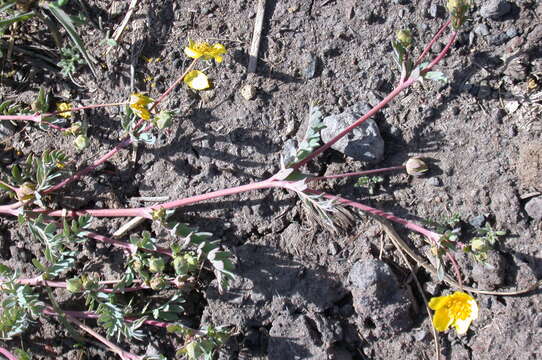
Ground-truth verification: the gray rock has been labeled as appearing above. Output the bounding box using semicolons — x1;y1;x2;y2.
348;259;412;338
0;122;16;140
525;197;542;221
321;103;385;163
480;0;512;20
474;24;490;36
488;33;509;46
303;54;318;79
506;26;518;38
428;3;441;18
469;214;486;228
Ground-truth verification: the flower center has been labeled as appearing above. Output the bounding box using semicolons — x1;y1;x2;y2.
194;43;212;53
448;298;471;320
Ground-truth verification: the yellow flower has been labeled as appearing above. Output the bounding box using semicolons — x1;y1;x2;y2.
56;102;72;118
183;70;210;90
184;40;226;63
129;93;154;120
429;291;478;335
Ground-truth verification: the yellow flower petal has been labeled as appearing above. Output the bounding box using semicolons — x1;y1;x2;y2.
429;291;478;335
453;317;473;335
130;93;153;106
56;102;72;118
428;296;448;310
432;306;453;332
184;40;227;63
184;70;210;90
184;46;201;59
130;103;151;120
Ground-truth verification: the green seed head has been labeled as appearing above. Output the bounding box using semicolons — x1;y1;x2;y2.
396;29;413;48
405;158;428;176
66;277;83;293
148;256;165;273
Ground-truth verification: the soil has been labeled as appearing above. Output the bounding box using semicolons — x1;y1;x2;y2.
1;0;541;359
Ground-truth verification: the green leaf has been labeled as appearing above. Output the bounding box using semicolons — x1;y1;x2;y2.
424;71;447;83
0;11;35;29
11;165;21;183
0;263;12;276
45;3;98;78
32;259;46;272
55;0;70;7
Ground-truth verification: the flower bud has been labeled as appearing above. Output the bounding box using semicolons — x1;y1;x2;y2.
173;256;187;275
155;111;173;129
447;0;470;28
405;158;428;176
66;277;83;293
149;275;167;290
74;135;89;150
17;182;35;201
470;238;486;252
132;259;144;272
396;29;413;48
148;256;165;273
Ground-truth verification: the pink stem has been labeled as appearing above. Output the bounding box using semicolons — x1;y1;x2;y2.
151;59;197;111
0;201;22;216
44;61;196;195
44;306;204;336
0;347;18;360
85;231;172;257
302;187;441;242
44;136;134;193
45;307;142;360
47;102;127;117
10;277;154;293
85;232;139;255
446;252;463;288
309;166;405;182
292;77;416;170
0;102;126;122
41;179;279;218
292;28;458;170
414;19;452;68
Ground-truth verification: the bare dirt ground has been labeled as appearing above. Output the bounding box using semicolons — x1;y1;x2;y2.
1;0;541;359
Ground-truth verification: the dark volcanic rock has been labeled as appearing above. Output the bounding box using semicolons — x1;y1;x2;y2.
348;259;412;338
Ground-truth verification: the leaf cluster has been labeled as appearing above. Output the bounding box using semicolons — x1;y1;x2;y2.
25;215;90;278
168;324;230;360
0;150;69;206
0;0;97;77
0;265;44;339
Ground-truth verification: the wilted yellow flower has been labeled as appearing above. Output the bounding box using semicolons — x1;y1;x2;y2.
184;40;226;63
129;93;154;120
56;102;72;118
429;291;478;335
183;70;210;90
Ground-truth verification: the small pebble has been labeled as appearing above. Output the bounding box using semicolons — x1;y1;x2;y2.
240;84;257;100
427;177;441;187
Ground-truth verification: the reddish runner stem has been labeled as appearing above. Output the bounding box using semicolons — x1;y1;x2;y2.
292;28;457;170
44;307;142;360
0;347;18;360
308;166;405;182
